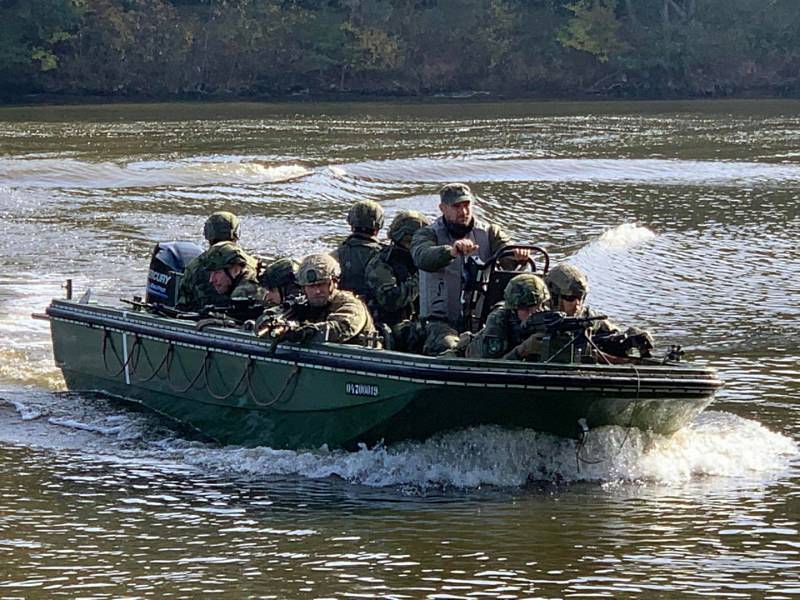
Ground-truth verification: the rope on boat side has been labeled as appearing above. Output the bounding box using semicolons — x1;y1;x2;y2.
618;363;643;451
574;334;647;470
164;347;209;393
131;341;174;383
101;329;142;377
575;360;643;471
204;356;253;401
247;362;300;407
105;330;300;406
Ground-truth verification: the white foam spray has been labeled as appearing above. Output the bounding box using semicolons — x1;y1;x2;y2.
6;395;795;491
175;412;797;490
595;222;657;250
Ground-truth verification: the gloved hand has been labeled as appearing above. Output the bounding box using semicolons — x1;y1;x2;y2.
284;325;318;344
624;327;654;357
505;333;545;361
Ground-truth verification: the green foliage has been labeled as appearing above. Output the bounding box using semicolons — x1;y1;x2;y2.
1;0;799;99
558;0;624;63
0;0;80;92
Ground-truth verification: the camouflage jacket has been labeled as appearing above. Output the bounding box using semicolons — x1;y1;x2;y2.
467;304;599;362
229;266;266;303
465;304;524;359
293;290;377;344
176;247;259;311
331;233;384;299
364;244;418;326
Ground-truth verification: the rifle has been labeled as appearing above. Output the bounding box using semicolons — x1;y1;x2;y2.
200;298;268;324
253;295;308;340
121;298;200;320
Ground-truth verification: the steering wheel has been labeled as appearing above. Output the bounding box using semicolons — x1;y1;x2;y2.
490;245;550;274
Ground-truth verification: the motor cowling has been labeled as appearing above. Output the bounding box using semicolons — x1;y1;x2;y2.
145;241;203;306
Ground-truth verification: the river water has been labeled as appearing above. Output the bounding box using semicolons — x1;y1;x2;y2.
0;99;798;598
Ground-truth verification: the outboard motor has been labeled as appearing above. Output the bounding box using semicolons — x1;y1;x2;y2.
145;241;204;307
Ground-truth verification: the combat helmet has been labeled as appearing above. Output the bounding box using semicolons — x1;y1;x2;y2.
205;241;249;271
259;257;299;290
297;254;341;285
347;200;385;231
203;211;241;244
388;210;430;244
545;264;589;302
504;274;550;309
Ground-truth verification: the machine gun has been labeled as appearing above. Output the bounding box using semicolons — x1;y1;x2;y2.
521;311;608;337
517;311;609;363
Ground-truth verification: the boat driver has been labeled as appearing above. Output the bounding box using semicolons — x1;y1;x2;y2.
278;253;379;345
410;183;531;355
545;263;654;360
177;211;258;311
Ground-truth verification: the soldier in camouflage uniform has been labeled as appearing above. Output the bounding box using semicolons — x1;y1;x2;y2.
282;254;378;345
331;200;385;299
177;211;257;310
411;183;530;355
364;210;430;327
545;264;618;337
259;257;300;306
545;263;654;360
205;241;264;303
465;273;551;360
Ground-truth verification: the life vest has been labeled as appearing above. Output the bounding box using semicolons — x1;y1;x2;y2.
419;217;491;327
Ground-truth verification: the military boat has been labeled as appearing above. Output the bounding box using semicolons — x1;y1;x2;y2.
40;298;721;450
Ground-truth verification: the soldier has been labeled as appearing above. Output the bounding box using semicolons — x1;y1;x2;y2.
545;263;654;360
466;273;551;360
281;254;378;345
545;264;617;337
411;183;530;355
259;257;300;306
365;210;430;327
177;211;257;310
204;241;264;303
331;200;385;299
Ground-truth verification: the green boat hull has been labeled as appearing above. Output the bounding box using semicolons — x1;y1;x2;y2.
45;300;722;450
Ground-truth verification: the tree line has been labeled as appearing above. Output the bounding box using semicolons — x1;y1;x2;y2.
2;0;799;101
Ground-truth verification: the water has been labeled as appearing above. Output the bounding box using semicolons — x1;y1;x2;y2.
0;99;798;597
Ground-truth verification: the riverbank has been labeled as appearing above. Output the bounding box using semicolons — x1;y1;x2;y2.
1;87;794;109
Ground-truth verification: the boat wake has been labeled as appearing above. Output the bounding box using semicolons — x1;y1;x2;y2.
3;392;793;491
337;157;800;186
0;156;311;189
176;411;796;490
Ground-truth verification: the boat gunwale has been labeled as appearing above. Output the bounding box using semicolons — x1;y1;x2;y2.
46;299;723;395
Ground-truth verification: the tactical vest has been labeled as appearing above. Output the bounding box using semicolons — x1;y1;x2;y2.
374;244;417;325
419;217;491;327
337;234;383;299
